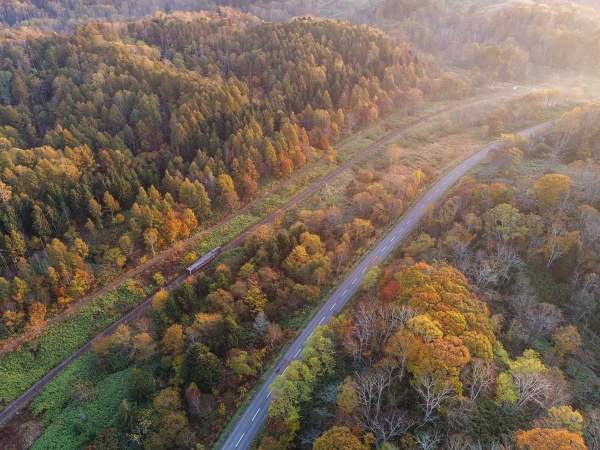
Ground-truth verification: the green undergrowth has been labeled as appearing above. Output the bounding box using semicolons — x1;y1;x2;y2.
0;280;150;407
30;353;96;424
31;366;133;450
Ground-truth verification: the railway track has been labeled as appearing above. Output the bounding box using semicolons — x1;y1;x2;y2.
0;85;536;428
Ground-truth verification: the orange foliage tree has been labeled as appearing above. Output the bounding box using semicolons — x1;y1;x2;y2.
515;428;586;450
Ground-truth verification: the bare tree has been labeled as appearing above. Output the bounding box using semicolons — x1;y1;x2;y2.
510;298;563;347
415;429;443;450
446;433;473;450
513;370;570;412
470;253;498;291
354;369;390;419
298;428;322;447
375;303;418;348
446;398;476;433
493;244;524;287
566;289;597;329
344;303;377;366
584;408;600;450
253;311;270;335
320;383;340;404
414;373;454;425
352;369;415;443
462;359;495;402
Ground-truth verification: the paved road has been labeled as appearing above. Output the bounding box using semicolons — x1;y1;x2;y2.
0;88;542;428
220;120;554;450
0;96;501;427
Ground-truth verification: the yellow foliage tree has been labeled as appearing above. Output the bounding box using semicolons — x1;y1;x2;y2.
531;174;572;209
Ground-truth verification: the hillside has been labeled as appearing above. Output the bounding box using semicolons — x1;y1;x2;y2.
0;0;202;32
206;0;600;79
0;9;431;341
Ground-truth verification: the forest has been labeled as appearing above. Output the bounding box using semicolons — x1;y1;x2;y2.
259;102;600;448
202;0;600;80
0;8;430;342
5;83;583;448
0;7;457;449
0;0;205;32
0;0;599;449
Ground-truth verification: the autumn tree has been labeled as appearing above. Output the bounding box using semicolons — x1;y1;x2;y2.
162;324;186;357
23;302;46;341
216;174;239;210
531;174;572;210
244;286;268;316
515;428;586;450
143;228;160;257
103;192;121;220
313;427;367;450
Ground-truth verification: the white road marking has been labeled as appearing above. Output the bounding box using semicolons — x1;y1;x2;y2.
309;332;313;338
235;433;245;447
330;302;337;310
222;136;519;448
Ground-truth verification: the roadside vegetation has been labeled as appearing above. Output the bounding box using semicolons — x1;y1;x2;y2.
264;102;600;448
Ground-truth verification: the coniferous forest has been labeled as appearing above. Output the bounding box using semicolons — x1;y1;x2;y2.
0;10;425;331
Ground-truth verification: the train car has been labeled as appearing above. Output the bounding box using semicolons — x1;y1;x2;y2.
186;246;222;275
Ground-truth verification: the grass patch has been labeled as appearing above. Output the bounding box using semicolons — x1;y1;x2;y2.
0;280;149;407
31;367;133;450
30;353;96;425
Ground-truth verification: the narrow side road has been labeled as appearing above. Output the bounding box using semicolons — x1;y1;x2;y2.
219;120;554;450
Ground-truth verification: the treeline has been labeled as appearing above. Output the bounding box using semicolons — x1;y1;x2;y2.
268;104;600;448
0;10;431;338
213;0;600;79
0;0;204;32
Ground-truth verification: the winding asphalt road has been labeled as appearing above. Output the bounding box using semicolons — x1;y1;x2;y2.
220;120;554;450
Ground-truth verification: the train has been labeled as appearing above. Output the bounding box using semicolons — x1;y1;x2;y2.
186;246;222;275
